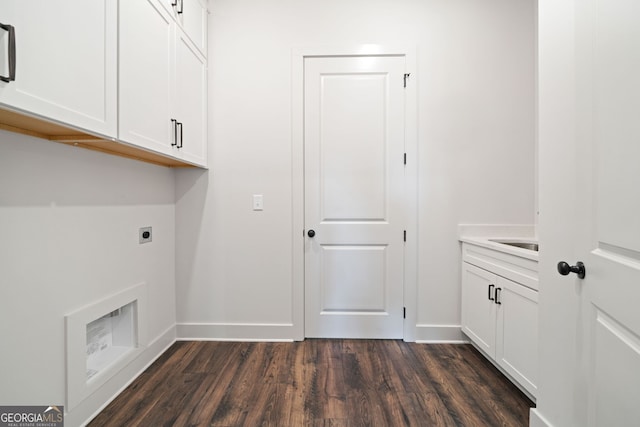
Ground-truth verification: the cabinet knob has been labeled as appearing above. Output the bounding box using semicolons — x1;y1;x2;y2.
307;229;315;238
557;261;586;279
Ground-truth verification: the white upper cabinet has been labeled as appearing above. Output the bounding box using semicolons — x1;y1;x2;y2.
175;29;207;166
158;0;207;57
119;0;176;157
119;0;207;167
0;0;117;138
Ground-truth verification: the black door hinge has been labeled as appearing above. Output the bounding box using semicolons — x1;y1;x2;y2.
403;73;411;88
403;307;406;319
403;230;406;242
404;153;407;165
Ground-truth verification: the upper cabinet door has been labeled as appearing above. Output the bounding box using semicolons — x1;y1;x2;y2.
177;0;207;56
175;29;207;166
0;0;117;138
119;0;176;155
158;0;207;57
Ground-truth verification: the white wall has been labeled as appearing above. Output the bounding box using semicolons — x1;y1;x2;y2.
0;131;176;424
176;0;536;340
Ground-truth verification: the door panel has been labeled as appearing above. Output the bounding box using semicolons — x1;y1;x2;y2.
320;245;387;312
304;55;405;339
320;74;387;221
592;307;640;425
594;0;640;253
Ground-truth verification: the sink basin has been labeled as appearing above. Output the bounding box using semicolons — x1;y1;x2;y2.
489;240;539;252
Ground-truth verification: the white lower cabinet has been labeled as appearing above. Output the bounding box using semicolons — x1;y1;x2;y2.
495;275;538;396
462;258;538;399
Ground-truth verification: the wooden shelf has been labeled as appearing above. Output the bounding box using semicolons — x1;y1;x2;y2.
0;107;197;168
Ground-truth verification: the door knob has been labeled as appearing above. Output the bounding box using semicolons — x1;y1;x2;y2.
557;261;586;279
307;229;315;238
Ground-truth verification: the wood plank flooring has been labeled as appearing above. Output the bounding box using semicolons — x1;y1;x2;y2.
89;340;534;426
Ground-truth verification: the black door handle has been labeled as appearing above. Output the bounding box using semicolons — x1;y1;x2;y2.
495;287;502;305
307;229;315;238
0;23;16;83
557;261;586;279
488;284;495;301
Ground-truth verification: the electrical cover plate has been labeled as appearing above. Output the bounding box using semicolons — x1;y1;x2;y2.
139;226;152;244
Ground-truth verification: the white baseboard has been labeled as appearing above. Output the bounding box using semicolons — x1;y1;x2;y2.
529;408;552;427
414;324;465;343
66;324;176;427
176;322;295;342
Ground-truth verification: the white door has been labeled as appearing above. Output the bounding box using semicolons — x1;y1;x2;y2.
576;0;640;423
304;55;406;339
538;0;640;425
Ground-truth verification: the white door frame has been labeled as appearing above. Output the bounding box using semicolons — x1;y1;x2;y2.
291;45;418;341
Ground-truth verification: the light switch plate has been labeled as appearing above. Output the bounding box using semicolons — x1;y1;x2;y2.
253;194;264;211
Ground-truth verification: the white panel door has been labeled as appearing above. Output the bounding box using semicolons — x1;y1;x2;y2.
304;55;406;339
576;0;640;424
542;0;640;424
0;0;117;137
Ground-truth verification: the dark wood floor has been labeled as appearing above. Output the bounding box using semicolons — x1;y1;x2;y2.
89;340;534;426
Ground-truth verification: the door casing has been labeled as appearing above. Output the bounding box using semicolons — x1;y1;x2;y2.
291;45;418;341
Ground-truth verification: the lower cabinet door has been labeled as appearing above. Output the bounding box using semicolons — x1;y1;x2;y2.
495;276;539;397
461;262;497;357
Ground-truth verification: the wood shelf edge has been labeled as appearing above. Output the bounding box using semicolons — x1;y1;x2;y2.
0;107;199;168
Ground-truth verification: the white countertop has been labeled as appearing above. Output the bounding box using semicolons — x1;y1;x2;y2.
460;236;539;261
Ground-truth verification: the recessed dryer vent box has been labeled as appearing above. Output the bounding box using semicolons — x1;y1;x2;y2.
65;283;147;410
86;303;135;381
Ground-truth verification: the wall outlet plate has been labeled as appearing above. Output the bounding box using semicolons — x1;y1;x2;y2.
139;226;152;244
